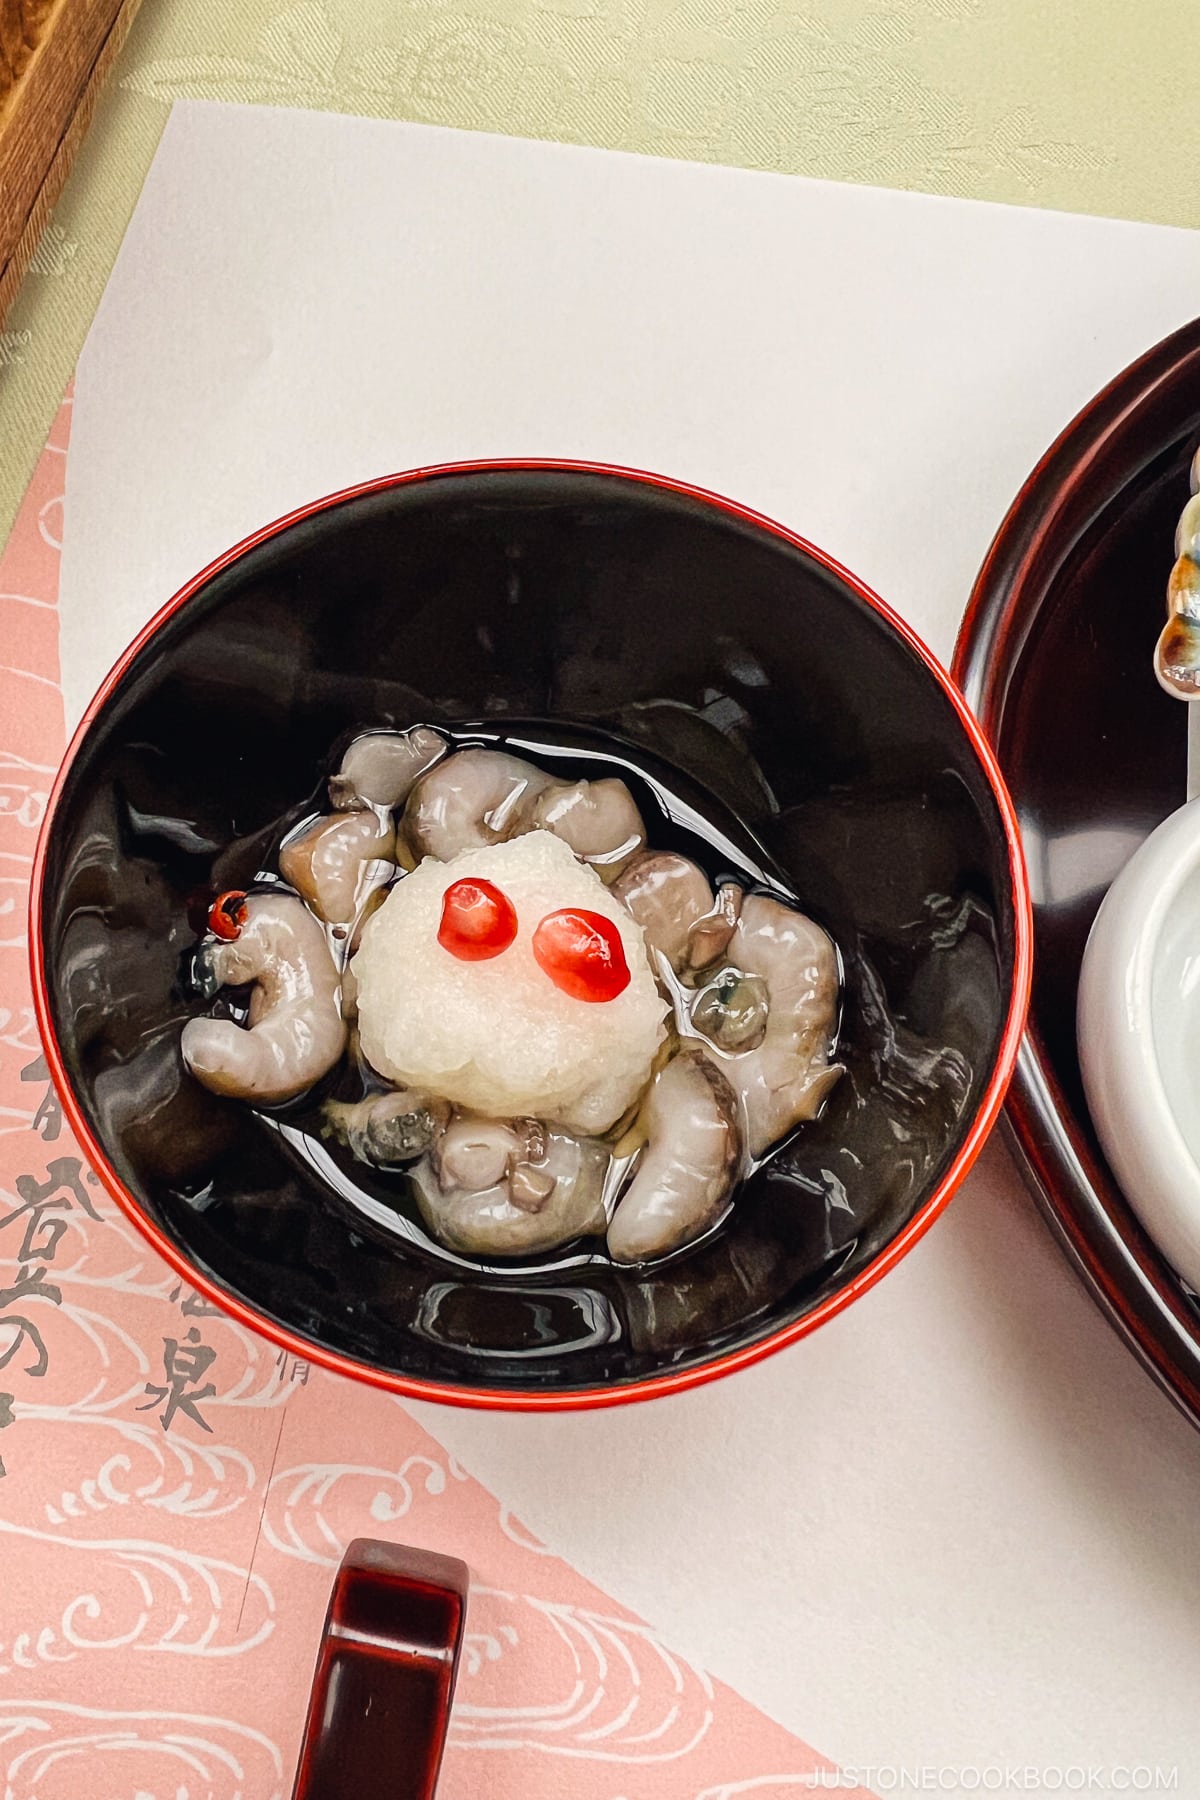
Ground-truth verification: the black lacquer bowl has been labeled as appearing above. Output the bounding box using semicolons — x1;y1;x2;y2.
955;319;1200;1432
32;463;1031;1409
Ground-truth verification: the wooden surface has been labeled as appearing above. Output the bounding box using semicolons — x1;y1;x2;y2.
0;0;141;328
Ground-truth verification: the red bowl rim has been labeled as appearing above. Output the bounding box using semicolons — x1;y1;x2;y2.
29;457;1034;1411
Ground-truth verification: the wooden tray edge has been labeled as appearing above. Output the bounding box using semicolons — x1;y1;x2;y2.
0;0;143;329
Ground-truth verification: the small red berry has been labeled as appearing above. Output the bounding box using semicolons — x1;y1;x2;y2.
438;878;518;961
532;908;631;1003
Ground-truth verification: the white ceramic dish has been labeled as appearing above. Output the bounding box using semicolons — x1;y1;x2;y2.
1079;797;1200;1294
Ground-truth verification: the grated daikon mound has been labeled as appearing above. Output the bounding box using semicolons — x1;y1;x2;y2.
353;831;668;1133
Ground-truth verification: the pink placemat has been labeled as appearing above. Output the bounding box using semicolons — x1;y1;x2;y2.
0;392;868;1797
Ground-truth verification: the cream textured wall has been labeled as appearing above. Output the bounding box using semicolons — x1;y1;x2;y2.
0;0;1195;544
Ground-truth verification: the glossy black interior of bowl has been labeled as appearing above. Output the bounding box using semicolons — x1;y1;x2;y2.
41;470;1017;1395
955;320;1200;1427
957;313;1200;1432
1005;457;1188;1108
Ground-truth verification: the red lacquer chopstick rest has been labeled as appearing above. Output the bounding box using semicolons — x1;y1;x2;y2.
291;1538;469;1800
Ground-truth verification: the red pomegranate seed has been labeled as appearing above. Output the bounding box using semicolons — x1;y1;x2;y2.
532;908;631;1003
438;878;518;961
